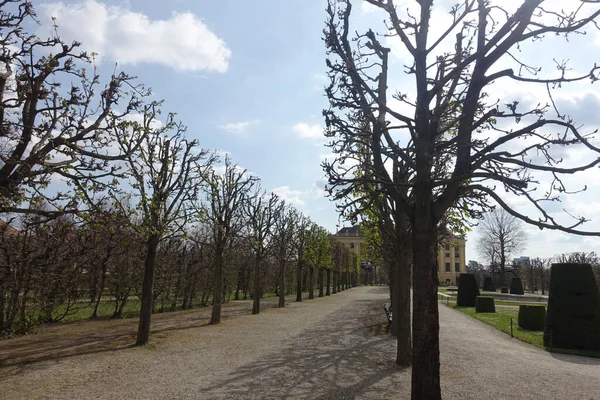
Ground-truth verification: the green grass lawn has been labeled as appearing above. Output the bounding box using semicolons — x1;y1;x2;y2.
54;298;209;323
450;304;600;359
437;293;543;308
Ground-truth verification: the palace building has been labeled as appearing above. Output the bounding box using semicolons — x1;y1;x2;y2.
332;226;466;285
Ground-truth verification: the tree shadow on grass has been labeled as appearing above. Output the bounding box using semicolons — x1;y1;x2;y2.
196;299;409;400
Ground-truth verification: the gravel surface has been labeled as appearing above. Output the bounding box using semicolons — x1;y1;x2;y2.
1;286;599;399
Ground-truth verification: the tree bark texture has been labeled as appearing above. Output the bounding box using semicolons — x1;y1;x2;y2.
136;234;160;346
252;255;262;314
411;224;441;400
210;248;224;325
278;261;286;307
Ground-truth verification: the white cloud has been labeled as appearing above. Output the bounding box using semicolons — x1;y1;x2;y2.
214;149;231;159
39;0;231;72
272;186;307;207
360;1;378;14
218;120;259;134
292;122;325;142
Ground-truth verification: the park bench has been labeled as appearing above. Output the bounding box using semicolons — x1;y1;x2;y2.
384;302;392;331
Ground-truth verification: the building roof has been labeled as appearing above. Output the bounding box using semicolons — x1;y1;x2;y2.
334;226;362;237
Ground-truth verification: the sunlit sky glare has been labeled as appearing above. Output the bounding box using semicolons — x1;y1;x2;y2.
33;0;600;264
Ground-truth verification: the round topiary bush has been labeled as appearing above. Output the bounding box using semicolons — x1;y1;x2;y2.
482;277;495;291
518;305;546;330
510;277;525;295
544;263;600;351
500;287;509;294
475;296;495;313
457;273;480;307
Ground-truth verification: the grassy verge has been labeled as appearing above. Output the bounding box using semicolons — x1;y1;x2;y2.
450;304;600;359
54;299;209;323
437;294;544;307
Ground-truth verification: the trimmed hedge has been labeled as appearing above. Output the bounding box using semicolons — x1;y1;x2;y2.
482;277;495;292
457;273;480;307
510;277;525;295
518;305;546;330
544;263;600;351
500;287;509;294
475;296;495;313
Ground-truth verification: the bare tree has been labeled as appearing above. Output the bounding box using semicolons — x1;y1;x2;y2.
273;204;298;308
294;214;311;302
0;1;149;216
117;107;213;345
323;1;600;397
244;188;281;314
201;158;257;325
477;209;527;287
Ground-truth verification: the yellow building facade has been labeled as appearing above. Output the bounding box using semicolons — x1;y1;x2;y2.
332;226;365;256
437;236;467;285
333;227;466;285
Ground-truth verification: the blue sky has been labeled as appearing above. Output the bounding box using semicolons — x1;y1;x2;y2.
34;0;600;263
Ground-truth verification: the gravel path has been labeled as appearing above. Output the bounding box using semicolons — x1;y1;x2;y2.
1;286;599;399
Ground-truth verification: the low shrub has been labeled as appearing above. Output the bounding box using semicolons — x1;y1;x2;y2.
518;305;546;330
501;287;509;294
482;277;495;291
510;277;525;295
457;273;480;307
475;296;495;313
544;263;600;351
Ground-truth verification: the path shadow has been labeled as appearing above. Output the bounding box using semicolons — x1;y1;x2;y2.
0;291;336;376
549;351;600;365
196;298;407;399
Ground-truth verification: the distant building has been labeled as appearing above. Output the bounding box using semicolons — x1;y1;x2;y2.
437;236;467;286
332;226;365;256
333;226;467;286
513;256;530;266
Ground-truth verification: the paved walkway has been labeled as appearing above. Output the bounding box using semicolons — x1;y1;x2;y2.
0;286;599;399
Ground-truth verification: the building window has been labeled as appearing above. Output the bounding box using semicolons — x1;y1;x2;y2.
350;242;355;249
455;263;460;272
445;262;451;272
454;244;459;251
455;253;459;258
445;244;450;250
445;252;450;258
359;243;363;248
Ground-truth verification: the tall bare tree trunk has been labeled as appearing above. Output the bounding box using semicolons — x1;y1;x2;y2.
252;255;262;314
136;234;160;346
318;268;324;297
92;248;112;318
210;248;224;325
308;267;315;299
395;211;412;366
411;217;441;399
326;269;331;296
296;262;302;302
332;271;337;294
278;261;285;307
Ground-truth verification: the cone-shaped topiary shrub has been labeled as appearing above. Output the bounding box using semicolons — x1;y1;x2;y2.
475;296;495;313
518;305;545;330
457;273;480;307
510;277;525;295
544;263;600;351
501;287;509;293
482;277;495;291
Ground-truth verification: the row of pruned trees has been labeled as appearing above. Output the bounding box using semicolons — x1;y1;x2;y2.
0;1;361;342
0;197;360;337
